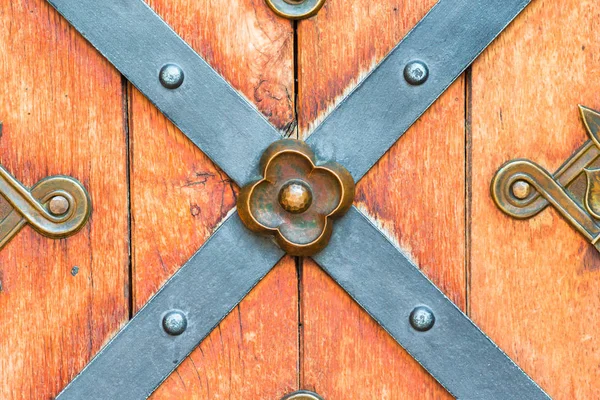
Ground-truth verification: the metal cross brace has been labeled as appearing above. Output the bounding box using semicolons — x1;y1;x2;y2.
44;0;551;398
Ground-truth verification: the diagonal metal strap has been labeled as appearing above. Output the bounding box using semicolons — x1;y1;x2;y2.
56;212;284;399
312;207;550;399
47;0;281;187
43;0;549;398
306;0;531;182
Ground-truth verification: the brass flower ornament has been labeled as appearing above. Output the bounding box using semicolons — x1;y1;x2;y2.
238;139;355;256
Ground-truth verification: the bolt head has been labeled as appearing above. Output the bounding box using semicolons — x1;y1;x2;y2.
511;180;531;200
404;60;429;86
159;64;184;89
279;180;313;214
162;310;187;336
410;306;435;332
48;195;70;216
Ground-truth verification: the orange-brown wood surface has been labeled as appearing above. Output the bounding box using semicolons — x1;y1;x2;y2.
470;1;600;398
0;1;129;399
130;0;299;398
297;0;465;398
2;0;600;398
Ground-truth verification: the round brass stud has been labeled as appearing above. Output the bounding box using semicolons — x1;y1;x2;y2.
279;180;313;214
265;0;326;20
511;180;531;200
281;390;324;400
48;195;70;216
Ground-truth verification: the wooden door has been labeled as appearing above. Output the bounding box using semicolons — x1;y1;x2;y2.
0;0;598;399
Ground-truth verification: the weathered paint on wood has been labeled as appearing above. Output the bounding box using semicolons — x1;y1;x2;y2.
297;0;465;397
0;1;129;398
129;0;299;398
470;1;600;398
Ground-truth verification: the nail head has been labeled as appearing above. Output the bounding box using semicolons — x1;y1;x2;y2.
410;306;435;331
162;310;187;335
511;180;531;200
159;64;184;89
48;195;70;216
404;60;429;86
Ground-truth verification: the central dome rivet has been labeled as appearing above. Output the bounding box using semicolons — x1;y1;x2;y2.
279;180;313;214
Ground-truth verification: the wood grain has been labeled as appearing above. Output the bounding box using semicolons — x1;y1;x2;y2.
470;1;600;398
130;0;298;398
298;0;465;397
4;0;597;398
0;1;129;398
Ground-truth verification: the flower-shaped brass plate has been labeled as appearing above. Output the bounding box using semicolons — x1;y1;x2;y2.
238;139;355;256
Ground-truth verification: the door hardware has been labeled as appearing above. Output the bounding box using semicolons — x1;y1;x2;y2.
162;310;188;336
493;105;600;251
47;0;550;398
238;139;355;256
0;162;91;250
404;60;430;86
159;63;185;89
265;0;326;20
409;306;436;332
281;390;324;400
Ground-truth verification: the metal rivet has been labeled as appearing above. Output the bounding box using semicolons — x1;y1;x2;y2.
48;195;70;216
410;306;435;331
511;180;531;200
278;180;313;214
265;0;327;20
281;390;324;400
162;310;187;336
159;64;184;89
404;60;429;86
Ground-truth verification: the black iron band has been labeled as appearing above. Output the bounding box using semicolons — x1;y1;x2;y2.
44;0;550;398
313;207;549;399
56;213;284;399
307;0;532;182
47;0;281;187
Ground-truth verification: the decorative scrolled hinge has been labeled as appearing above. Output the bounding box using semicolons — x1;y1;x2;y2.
492;105;600;251
238;139;355;256
0;163;92;250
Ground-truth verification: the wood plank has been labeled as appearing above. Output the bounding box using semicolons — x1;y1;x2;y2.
470;1;600;398
0;1;129;398
129;0;298;397
298;0;466;397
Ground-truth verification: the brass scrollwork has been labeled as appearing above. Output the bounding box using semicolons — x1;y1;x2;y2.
492;105;600;251
0;163;92;250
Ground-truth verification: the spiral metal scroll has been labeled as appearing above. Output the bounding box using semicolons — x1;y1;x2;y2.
491;105;600;249
492;159;600;243
0;164;91;250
